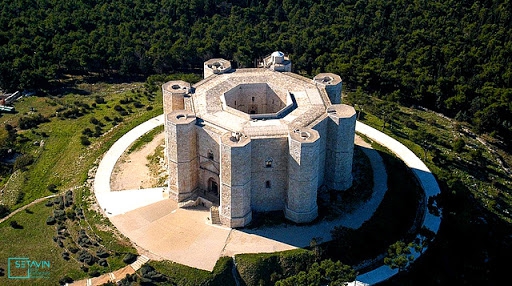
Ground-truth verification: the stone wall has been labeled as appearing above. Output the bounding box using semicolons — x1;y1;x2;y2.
197;126;222;192
220;133;252;227
312;116;328;188
166;112;198;201
250;137;289;212
162;81;190;114
313;73;342;105
286;128;320;223
223;83;286;114
325;104;356;191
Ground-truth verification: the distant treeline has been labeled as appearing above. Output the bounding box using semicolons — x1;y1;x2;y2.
0;0;510;138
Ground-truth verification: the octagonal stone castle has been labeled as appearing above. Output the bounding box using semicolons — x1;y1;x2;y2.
163;52;356;228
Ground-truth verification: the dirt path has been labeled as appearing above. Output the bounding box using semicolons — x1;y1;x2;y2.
0;194;57;224
110;132;166;191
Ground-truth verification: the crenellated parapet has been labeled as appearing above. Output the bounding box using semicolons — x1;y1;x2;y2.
313;73;342;104
204;58;232;79
162;80;191;114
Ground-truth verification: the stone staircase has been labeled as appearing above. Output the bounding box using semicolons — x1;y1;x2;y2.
130;255;150;271
210;206;221;225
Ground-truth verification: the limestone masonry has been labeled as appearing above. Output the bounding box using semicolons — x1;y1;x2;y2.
163;52;356;227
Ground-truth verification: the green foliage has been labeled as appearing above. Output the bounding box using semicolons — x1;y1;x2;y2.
123;253;137;264
0;0;510;139
236;249;316;286
0;201;84;285
13;153;34;171
452;138;466;153
18;114;49;130
9;220;22;229
275;259;356;286
147;260;212;286
47;184;58;193
384;241;415;272
127;125;164;153
0;204;10;218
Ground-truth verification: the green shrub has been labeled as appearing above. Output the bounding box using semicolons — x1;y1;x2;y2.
46;216;56;225
236;249;315;286
453;138;466;153
0;204;10;218
47;184;58;193
123;253;137;264
13;154;34;171
80;136;91;146
95;96;106;104
10;220;23;229
59;276;73;284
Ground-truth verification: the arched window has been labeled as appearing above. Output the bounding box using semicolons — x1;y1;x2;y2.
265;158;273;168
207;150;214;160
265;181;271;188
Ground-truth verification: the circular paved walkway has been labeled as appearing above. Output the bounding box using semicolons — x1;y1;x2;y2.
93;115;441;285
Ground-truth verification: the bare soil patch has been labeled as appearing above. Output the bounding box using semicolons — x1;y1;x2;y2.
110;132;166;191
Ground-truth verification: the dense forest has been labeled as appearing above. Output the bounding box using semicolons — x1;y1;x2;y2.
0;0;511;139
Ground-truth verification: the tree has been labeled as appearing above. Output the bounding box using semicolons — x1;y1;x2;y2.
275;259;356;286
0;204;10;218
452;138;466;153
13;154;35;171
412;127;436;160
384;241;414;272
310;237;323;262
47;184;58;193
413;227;436;255
10;220;23;229
377;101;398;131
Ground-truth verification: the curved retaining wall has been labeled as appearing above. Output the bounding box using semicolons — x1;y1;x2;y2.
353;121;442;285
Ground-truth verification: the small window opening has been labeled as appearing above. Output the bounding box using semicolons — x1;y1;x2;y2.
265;158;273;168
207;150;214;160
252;96;255;102
265;181;271;188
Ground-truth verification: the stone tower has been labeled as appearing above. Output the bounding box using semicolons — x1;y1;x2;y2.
219;132;252;227
286;128;320;223
314;73;343;104
325;105;356;190
204;58;232;78
165;111;198;201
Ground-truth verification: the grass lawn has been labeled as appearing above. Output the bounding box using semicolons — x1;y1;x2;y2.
0;82;163;209
144;257;236;286
0;201;83;285
0;81;163;284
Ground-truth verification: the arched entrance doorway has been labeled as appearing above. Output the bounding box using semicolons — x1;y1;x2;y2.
208;177;219;197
